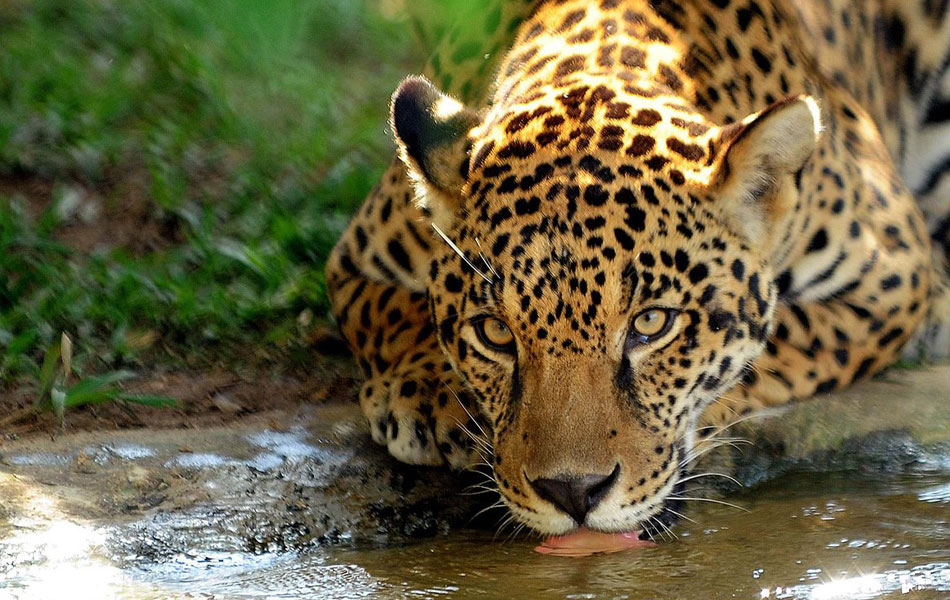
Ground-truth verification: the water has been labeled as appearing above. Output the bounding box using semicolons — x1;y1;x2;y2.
3;469;947;600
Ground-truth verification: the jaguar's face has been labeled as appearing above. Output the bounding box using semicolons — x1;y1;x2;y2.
394;73;817;535
426;169;778;534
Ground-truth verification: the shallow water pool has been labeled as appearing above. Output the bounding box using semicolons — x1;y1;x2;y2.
6;468;945;600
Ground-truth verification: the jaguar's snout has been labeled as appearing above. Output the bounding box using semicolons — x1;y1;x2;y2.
527;465;620;524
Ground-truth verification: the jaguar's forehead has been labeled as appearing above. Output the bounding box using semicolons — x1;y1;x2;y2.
456;139;743;280
445;188;752;358
472;100;712;193
457;82;727;258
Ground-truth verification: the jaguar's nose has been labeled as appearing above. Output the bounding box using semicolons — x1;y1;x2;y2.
528;465;620;524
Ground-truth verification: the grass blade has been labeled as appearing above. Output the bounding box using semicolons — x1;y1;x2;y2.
35;338;63;410
50;387;67;424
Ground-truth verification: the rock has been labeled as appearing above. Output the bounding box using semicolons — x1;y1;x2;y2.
210;393;245;415
0;405;488;556
697;365;950;491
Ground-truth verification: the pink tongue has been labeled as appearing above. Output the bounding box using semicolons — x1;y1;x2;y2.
534;527;654;557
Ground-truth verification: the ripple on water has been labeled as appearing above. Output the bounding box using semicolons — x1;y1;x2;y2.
156;429;353;472
759;563;950;599
2;469;948;599
165;452;237;469
918;482;950;503
294;471;950;600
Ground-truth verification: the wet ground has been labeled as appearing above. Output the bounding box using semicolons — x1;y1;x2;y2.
1;365;949;599
2;470;948;599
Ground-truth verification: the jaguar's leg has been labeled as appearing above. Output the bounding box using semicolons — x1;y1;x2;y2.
358;330;489;469
328;168;488;468
332;268;487;468
326;2;539;468
877;0;950;361
902;255;950;362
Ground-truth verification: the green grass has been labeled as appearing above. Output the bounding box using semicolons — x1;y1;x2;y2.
0;0;425;389
35;334;176;424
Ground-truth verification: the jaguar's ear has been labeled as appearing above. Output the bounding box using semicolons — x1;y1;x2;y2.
711;95;822;246
392;76;481;227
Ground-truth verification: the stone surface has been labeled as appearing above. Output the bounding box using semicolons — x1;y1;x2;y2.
0;405;488;560
703;365;950;490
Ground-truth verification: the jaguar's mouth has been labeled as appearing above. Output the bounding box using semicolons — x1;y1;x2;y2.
532;457;690;556
533;492;685;556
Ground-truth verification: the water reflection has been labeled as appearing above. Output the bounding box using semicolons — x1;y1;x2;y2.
2;470;949;599
918;482;950;503
761;564;950;599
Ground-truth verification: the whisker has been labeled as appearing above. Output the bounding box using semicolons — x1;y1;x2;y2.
679;438;751;468
448;401;493;466
493;513;518;540
647;519;665;543
680;444;734;469
468;499;507;524
448;385;492;443
454;427;492;461
641;519;658;544
657;516;679;541
660;506;696;525
647;515;677;542
460;484;500;496
465;480;496;494
682;407;756;470
676;471;743;488
474;237;499;279
451;410;490;445
432;224;492;283
462;465;496;490
471;498;505;512
704;411;761;437
666;496;748;513
745;361;765;376
708;394;742;415
504;522;528;544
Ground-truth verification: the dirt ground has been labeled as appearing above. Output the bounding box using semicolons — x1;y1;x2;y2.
0;346;362;442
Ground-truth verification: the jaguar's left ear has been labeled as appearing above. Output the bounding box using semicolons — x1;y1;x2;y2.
392;76;481;228
710;95;822;245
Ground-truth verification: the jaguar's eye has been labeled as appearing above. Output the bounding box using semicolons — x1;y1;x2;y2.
474;317;516;353
628;308;678;346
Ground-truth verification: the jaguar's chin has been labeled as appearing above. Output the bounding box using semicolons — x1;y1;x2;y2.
520;479;683;556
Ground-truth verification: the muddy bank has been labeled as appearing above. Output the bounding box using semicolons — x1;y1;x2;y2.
0;406;483;560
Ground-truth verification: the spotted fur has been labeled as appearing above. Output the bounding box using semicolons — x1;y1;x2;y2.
326;0;949;535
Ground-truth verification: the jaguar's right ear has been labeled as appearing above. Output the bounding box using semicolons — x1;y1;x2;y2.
392;76;480;227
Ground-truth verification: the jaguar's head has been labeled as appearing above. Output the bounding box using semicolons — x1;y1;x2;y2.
391;76;820;534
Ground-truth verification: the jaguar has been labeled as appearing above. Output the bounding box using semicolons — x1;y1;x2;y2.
326;0;950;536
